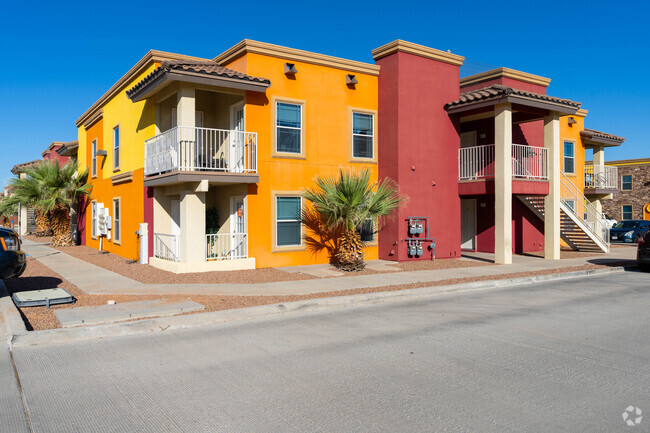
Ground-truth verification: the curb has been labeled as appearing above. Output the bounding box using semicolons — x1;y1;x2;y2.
9;265;630;348
0;281;28;343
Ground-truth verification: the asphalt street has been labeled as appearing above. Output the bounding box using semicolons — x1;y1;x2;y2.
6;270;650;432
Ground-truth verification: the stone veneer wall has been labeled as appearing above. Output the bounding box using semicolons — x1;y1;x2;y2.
602;162;650;220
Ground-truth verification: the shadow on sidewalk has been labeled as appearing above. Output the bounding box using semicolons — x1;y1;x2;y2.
4;276;64;294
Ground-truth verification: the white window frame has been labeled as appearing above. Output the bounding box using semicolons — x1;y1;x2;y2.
91;201;97;238
92;139;98;177
272;98;306;159
351;111;375;160
563;141;575;174
274;195;303;249
113;125;120;171
112;197;121;244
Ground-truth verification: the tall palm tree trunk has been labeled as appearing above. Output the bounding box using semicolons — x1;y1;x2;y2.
336;229;365;271
35;208;50;237
50;205;73;246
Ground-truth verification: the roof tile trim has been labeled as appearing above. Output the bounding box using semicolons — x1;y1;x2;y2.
580;128;625;143
126;60;270;99
444;84;581;111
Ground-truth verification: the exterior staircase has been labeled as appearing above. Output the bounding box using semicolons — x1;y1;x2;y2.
517;172;610;253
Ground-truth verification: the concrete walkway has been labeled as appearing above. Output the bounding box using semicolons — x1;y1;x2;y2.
21;240;636;297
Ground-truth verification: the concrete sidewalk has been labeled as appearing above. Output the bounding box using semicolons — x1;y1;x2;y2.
21;240;636;297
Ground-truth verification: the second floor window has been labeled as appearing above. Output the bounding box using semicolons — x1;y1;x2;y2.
352;112;374;159
563;141;575;174
92;139;98;177
621;175;632;191
113;126;120;170
276;102;302;154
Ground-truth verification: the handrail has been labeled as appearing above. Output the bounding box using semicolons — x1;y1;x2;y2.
584;165;618;190
560;171;610;248
458;144;547;181
153;233;179;262
206;233;248;260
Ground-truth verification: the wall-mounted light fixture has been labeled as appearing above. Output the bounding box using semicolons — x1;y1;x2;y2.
568;117;577;126
96;149;107;157
284;63;297;75
346;74;358;85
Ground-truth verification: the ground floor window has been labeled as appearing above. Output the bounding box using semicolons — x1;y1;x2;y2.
112;198;121;244
276;196;302;247
356;218;374;242
622;204;633;220
91;201;97;238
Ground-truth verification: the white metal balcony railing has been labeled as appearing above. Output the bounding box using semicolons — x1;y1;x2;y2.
560;171;610;248
145;126;257;176
458;144;548;181
154;233;179;262
584;165;618;190
206;233;248;261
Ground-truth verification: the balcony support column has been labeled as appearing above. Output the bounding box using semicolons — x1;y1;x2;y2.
544;112;561;260
494;103;512;265
179;180;208;263
177;87;196;127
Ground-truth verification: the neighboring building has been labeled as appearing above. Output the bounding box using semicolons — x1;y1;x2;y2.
76;42;379;272
42;141;71;165
10;160;40;235
601;158;650;221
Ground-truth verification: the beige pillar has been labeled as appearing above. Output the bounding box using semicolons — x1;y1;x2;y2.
179;189;206;263
177;87;196;169
494;103;512;265
544;112;561;260
592;145;605;166
19;206;27;236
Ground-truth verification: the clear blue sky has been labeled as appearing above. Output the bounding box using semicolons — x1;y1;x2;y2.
2;0;648;187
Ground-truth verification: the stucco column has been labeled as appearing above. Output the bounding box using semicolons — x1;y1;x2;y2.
177;87;196;169
494;103;512;265
19;205;27;236
544;112;561;260
179;190;206;263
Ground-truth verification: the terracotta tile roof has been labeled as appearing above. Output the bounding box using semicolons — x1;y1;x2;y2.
10;159;41;175
580;128;625;143
126;60;270;99
445;84;581;112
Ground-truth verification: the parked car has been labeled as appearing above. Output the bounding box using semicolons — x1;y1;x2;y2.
610;220;650;243
0;227;26;280
638;231;650;272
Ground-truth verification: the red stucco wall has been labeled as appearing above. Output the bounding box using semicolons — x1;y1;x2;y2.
377;51;461;261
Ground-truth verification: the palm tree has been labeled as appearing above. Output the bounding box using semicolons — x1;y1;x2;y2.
304;169;405;271
8;168;50;236
10;160;90;246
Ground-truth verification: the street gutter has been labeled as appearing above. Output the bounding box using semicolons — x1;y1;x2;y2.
6;265;632;348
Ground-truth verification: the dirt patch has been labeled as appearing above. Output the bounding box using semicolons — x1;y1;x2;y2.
396;259;492;271
5;255;635;331
23;234;53;244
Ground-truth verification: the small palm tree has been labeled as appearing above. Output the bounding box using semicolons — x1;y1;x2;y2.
304;169;404;271
0;196;18;228
11;161;90;246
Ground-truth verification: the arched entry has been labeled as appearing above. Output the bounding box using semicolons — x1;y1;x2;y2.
644;203;650;221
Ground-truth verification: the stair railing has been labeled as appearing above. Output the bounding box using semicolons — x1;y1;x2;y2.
560;171;610;248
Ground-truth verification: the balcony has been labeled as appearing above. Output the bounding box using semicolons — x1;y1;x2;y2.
459;144;548;181
144;126;258;186
584;165;618;194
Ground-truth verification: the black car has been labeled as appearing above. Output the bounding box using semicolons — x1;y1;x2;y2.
638;231;650;272
609;220;650;243
0;227;26;280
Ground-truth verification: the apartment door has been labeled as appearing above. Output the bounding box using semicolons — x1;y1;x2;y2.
230;196;246;259
171;199;181;261
460;199;477;250
230;102;245;172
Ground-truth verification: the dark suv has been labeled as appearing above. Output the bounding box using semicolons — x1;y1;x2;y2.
0;228;26;280
610;220;650;243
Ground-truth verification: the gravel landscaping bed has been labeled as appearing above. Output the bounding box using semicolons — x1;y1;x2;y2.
54;245;316;284
4;254;635;332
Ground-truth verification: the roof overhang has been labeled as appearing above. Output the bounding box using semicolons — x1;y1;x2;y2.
56;140;79;156
372;40;464;66
143;171;259;187
460;67;551;88
580;129;625;148
11;160;40;175
448;94;580;116
127;67;270;103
